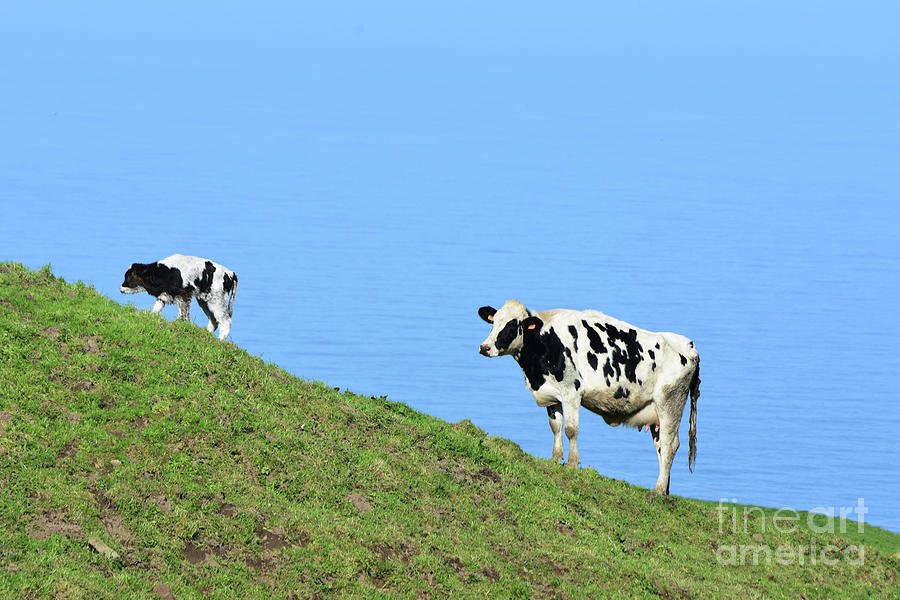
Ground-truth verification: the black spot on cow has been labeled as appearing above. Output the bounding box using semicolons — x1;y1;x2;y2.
542;330;568;384
194;260;215;294
594;322;606;333
568;325;579;352
602;359;615;381
516;321;568;390
610;350;625;379
652;362;656;371
587;352;598;370
689;341;694;348
604;325;644;383
655;343;660;349
583;320;608;354
604;323;618;346
680;354;687;366
574;379;580;390
614;386;629;399
223;272;236;294
495;319;519;352
564;347;573;359
648;349;655;360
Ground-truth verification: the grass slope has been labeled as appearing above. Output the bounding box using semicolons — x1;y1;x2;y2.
0;263;897;599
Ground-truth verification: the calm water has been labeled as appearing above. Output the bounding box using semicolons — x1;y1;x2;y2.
2;3;898;532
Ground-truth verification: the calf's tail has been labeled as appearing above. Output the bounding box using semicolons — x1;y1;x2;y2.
227;274;238;317
688;358;700;473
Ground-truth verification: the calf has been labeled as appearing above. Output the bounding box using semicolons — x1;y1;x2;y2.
478;299;699;495
120;254;238;340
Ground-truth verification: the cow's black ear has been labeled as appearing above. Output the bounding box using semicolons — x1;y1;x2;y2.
521;316;543;333
478;306;497;323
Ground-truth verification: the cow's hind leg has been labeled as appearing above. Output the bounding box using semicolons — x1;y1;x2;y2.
650;426;664;492
653;416;680;495
206;296;232;340
547;404;564;463
217;314;232;340
196;298;218;334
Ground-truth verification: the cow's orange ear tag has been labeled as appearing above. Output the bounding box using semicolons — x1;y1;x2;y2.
527;323;537;330
487;314;493;322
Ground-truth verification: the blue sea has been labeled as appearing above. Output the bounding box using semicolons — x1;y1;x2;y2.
2;2;898;532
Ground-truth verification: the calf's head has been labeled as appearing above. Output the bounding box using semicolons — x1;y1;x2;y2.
120;263;149;294
478;299;541;357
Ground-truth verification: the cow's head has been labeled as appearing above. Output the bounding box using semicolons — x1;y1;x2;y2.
120;263;149;294
478;299;541;357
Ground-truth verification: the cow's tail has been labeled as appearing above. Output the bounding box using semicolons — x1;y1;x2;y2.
688;357;700;473
227;273;238;317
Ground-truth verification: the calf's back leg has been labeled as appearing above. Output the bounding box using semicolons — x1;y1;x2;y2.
205;296;232;340
196;298;218;333
217;315;232;340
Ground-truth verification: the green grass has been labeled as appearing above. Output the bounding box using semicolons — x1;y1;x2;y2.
0;262;897;599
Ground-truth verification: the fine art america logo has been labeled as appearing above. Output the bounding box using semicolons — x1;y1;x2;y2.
715;498;867;566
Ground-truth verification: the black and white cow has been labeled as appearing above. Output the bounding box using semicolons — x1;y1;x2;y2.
120;254;238;340
478;300;699;495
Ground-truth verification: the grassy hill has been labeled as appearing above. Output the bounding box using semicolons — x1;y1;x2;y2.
0;262;897;599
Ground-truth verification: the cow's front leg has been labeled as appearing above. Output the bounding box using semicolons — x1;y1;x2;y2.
547;404;564;463
562;397;581;468
151;298;165;314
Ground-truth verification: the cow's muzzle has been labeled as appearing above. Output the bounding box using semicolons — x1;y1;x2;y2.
479;344;494;357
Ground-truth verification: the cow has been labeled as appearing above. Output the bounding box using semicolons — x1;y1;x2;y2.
478;299;699;495
120;254;238;340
